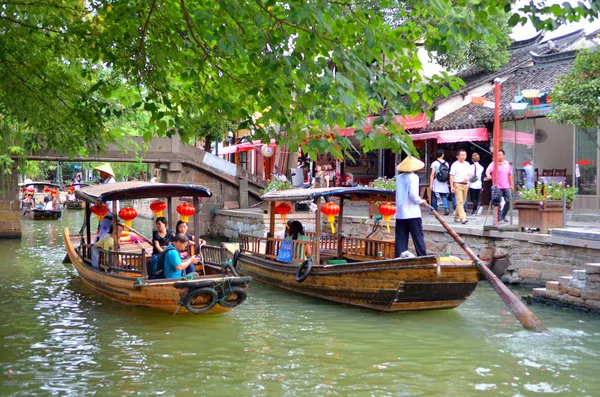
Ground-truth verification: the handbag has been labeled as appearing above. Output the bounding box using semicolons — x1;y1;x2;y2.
469;165;479;183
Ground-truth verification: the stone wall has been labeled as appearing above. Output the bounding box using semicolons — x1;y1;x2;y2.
0;167;21;238
212;211;600;287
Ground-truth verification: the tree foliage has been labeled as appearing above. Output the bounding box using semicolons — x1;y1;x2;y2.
549;49;600;130
1;0;599;168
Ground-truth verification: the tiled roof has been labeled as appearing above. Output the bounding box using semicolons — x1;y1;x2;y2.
424;52;577;131
449;29;584;97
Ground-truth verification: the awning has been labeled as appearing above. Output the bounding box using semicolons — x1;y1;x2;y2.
336;113;428;136
500;130;534;146
218;139;276;155
408;128;489;143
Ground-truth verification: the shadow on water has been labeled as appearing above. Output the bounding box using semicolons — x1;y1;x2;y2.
1;212;599;396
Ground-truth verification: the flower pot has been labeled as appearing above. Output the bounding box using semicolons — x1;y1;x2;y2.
514;200;570;234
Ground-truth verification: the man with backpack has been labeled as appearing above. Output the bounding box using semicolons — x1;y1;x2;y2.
153;233;201;279
429;149;451;215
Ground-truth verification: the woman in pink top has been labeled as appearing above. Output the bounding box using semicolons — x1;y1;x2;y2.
485;149;514;222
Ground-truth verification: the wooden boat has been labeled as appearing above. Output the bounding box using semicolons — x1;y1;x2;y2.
228;187;479;312
63;182;251;315
19;182;62;220
63;183;90;210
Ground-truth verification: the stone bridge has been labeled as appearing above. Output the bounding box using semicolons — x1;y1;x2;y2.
0;135;266;238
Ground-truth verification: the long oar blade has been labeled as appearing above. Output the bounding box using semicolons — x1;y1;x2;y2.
424;204;547;333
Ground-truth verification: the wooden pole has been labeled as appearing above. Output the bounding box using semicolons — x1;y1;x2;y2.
424;202;548;333
493;78;501;225
193;196;200;252
167;197;173;230
112;201;119;252
337;197;344;259
315;198;322;265
267;201;276;256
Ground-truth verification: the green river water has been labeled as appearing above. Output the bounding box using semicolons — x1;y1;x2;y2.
1;211;599;396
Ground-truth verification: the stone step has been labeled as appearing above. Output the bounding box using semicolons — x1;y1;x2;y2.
584;263;600;274
546;281;560;291
572;269;587;280
558;276;573;286
551;229;600;241
532;287;547;297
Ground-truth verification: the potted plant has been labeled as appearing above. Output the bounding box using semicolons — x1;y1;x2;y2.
514;182;578;233
368;176;396;217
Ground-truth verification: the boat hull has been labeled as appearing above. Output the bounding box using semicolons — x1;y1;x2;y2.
64;230;250;315
233;251;479;312
23;208;62;220
64;201;85;210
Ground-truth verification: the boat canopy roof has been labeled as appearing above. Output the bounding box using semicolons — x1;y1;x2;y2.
262;187;395;202
18;182;61;188
76;182;212;203
67;182;91;187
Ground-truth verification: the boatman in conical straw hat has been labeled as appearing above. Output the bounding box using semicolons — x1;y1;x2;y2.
395;156;428;258
94;163;116;184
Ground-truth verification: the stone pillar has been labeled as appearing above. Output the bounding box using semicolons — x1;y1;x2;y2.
0;167;22;239
239;179;249;209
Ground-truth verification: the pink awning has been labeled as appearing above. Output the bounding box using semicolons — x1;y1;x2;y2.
500;130;534;146
408;128;489;143
335;113;428;136
218;139;276;155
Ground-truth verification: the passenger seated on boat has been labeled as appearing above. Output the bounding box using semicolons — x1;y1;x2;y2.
152;217;174;256
43;196;55;211
163;233;201;279
66;192;76;201
175;220;206;274
95;223;124;251
285;221;312;261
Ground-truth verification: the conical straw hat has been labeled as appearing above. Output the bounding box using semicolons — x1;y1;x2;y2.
94;163;115;178
397;156;425;172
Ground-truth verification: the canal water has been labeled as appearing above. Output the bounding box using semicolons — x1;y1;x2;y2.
1;211;599;396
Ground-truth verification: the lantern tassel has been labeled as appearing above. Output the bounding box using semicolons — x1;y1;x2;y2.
181;215;189;223
383;215;391;233
125;220;133;228
327;214;336;234
156;210;163;217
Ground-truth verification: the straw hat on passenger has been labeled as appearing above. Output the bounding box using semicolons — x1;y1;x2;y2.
94;163;115;178
397;156;425;172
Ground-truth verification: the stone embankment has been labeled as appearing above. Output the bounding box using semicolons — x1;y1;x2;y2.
533;264;600;313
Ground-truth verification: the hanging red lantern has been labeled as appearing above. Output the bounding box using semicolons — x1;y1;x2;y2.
27;187;35;195
176;202;196;223
118;207;138;228
91;204;109;221
378;202;396;233
274;202;292;223
51;189;58;198
149;200;166;217
22;188;27;194
43;187;51;194
321;202;340;233
68;186;75;193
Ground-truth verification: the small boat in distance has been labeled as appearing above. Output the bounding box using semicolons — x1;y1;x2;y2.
226;187;479;312
19;182;62;220
63;183;90;210
63;182;251;315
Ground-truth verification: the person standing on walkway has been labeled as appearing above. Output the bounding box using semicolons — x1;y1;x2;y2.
449;149;472;224
395;156;427;257
469;152;484;215
429;149;451;216
486;149;513;222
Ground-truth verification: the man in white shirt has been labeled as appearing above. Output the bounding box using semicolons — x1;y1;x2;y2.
449;149;472;224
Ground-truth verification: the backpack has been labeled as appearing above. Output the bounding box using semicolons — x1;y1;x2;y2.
435;160;450;182
148;246;177;279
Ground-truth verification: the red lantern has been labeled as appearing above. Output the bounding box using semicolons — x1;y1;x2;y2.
51;189;58;198
321;202;340;233
118;207;138;228
27;187;35;195
68;186;75;193
149;200;166;217
274;202;292;223
91;204;109;221
43;187;50;194
378;202;396;233
176;202;196;223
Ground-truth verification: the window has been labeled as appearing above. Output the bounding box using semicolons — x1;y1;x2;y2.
575;127;598;195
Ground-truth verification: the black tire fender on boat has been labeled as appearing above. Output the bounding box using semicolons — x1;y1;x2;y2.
218;286;248;308
231;250;240;269
183;287;218;314
295;257;313;283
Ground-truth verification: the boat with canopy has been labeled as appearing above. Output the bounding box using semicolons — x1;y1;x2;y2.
63;182;90;210
19;182;62;220
226;187;480;312
63;182;251;315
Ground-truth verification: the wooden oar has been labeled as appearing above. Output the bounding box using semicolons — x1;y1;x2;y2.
423;203;548;333
121;223;153;245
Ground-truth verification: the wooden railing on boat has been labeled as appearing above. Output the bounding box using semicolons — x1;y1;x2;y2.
77;244;148;276
239;232;395;263
239;233;313;263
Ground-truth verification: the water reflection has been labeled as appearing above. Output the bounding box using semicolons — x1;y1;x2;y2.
0;213;599;395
